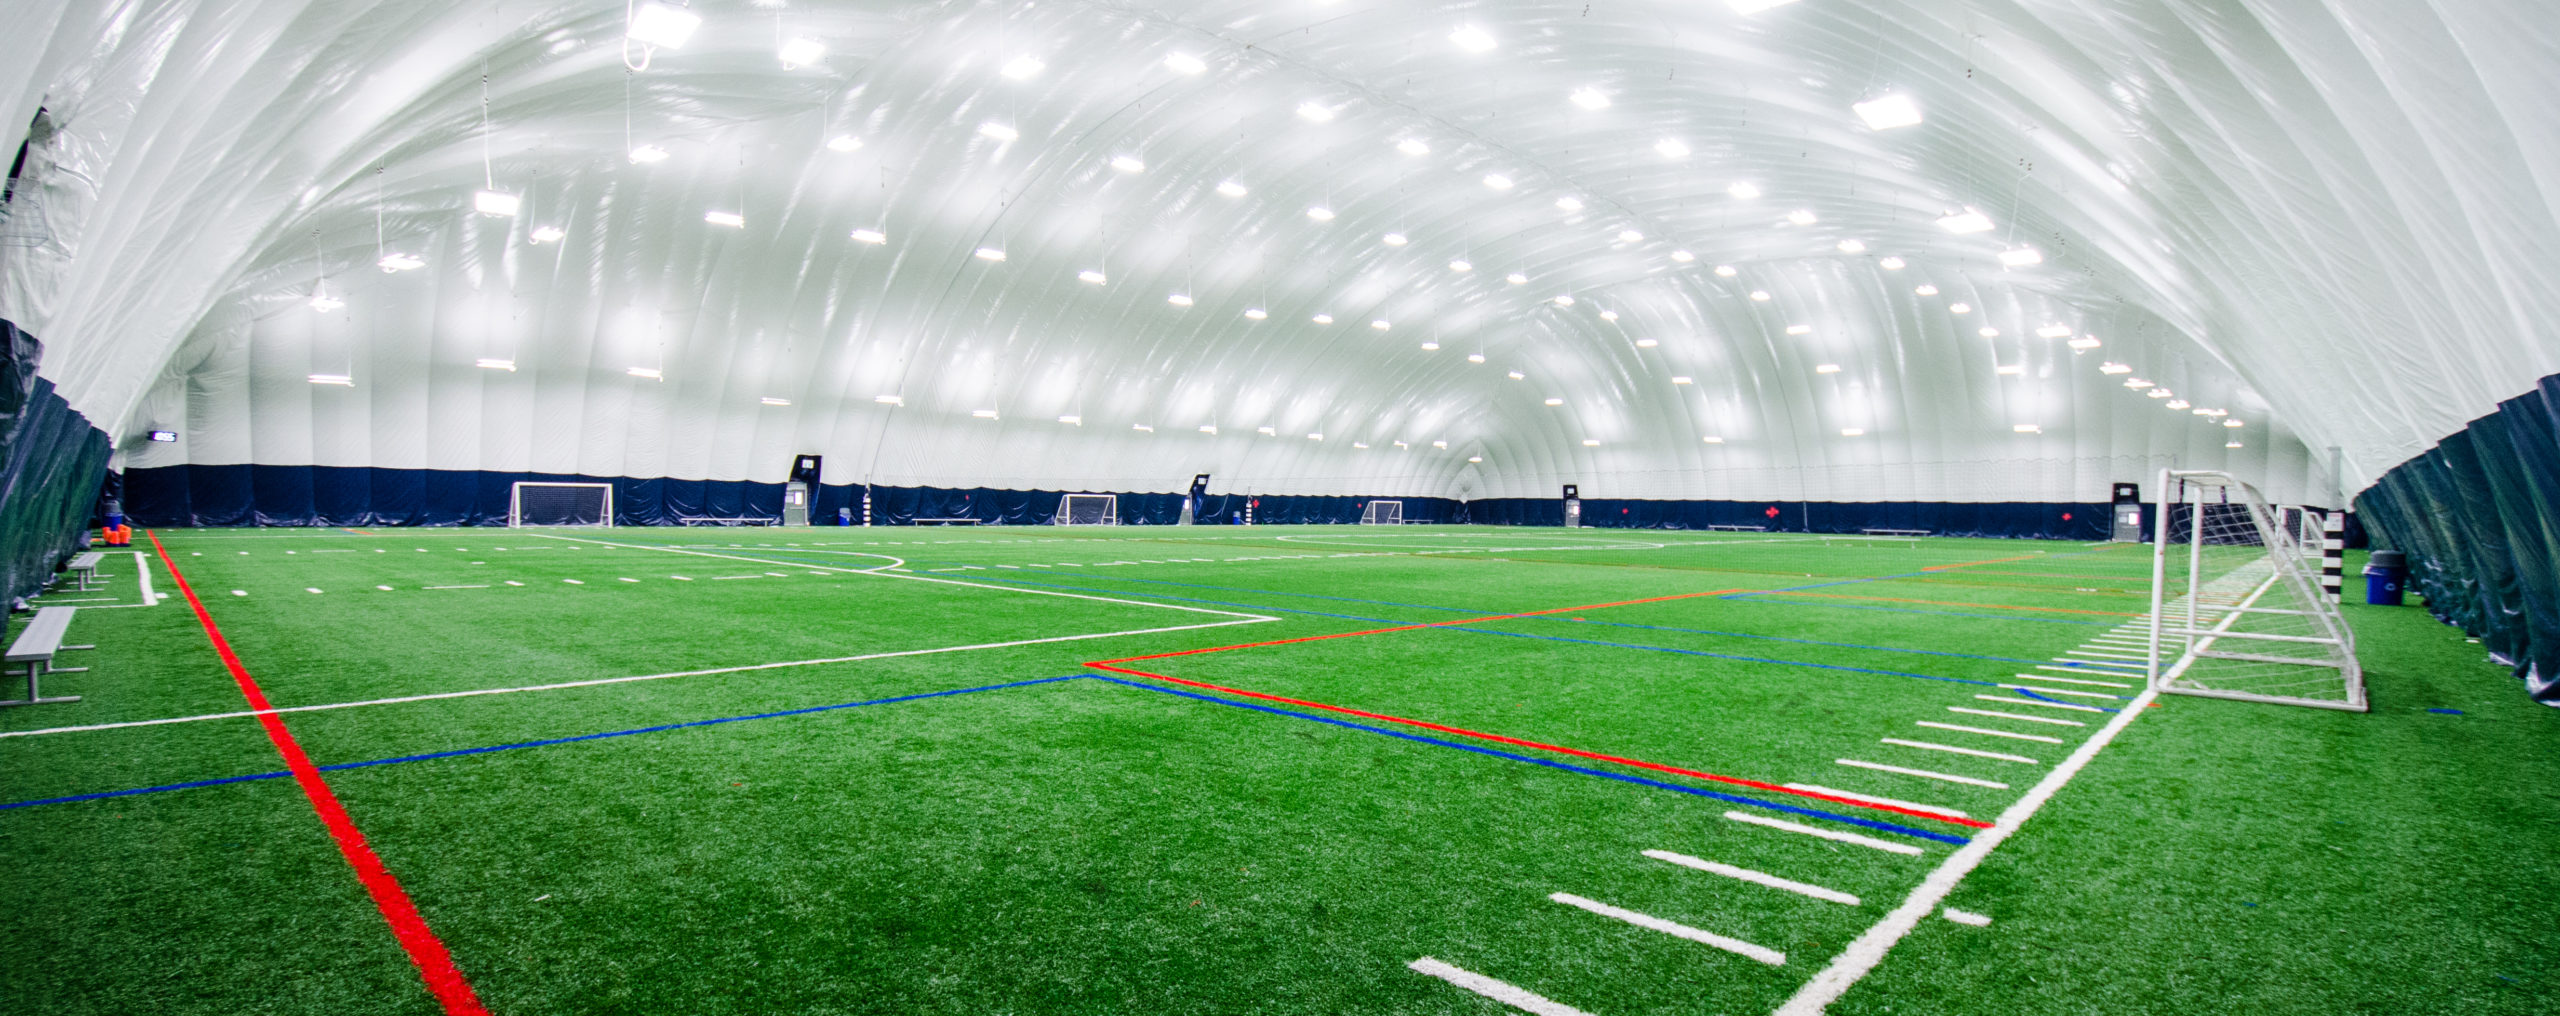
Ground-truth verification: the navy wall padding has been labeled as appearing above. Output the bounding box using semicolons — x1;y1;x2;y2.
1461;497;2110;540
2357;370;2560;705
0;319;115;605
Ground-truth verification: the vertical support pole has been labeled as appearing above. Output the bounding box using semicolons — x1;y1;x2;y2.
2320;511;2345;603
2185;476;2207;660
861;486;873;527
2149;468;2171;691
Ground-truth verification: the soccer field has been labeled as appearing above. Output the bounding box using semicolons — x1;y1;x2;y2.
3;525;2552;1015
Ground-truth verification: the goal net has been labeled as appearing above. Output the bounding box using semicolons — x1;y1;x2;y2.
2148;470;2364;711
1360;500;1403;525
509;482;613;527
1056;493;1118;525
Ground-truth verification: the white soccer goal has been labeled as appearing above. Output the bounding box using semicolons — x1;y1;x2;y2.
2148;469;2365;711
1055;493;1118;525
509;482;613;527
1360;500;1404;525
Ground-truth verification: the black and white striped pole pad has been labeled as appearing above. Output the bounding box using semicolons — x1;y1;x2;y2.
2321;511;2346;603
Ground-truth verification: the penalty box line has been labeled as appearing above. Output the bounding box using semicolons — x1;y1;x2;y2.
0;617;1272;741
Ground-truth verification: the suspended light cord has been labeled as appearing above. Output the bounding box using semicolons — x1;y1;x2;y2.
480;65;494;189
621;0;652;71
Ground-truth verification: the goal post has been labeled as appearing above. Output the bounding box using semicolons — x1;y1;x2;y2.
509;482;613;527
1360;500;1403;525
1055;493;1118;525
2148;469;2365;711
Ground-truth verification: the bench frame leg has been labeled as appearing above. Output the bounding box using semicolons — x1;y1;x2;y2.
1;662;80;707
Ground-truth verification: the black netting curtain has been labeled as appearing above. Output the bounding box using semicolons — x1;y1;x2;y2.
0;319;114;604
2356;371;2560;705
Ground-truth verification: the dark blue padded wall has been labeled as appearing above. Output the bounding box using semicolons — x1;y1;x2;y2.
0;320;115;604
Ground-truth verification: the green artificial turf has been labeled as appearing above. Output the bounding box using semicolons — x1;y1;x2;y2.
0;527;2550;1015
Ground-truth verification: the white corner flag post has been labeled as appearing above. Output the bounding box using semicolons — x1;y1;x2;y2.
2321;510;2346;603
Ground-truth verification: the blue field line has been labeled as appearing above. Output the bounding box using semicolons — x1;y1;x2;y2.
1017;572;2115;668
1087;675;1968;846
2008;687;2124;713
0;675;1086;813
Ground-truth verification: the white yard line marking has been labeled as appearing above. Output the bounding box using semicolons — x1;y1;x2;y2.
34;597;116;603
1882;738;2039;764
2061;649;2146;660
1774;683;2164;1016
1972;694;2104;714
1946;706;2085;727
669;575;692;581
1549;892;1786;965
2038;661;2140;674
133;552;158;605
1725;810;1925;856
1641;850;1859;906
1407;958;1593;1016
1914;721;2061;745
503;581;525;587
1780;783;1968;819
2005;673;2130;689
1995;684;2120;699
230;590;246;596
1834;759;2009;789
619;578;640;583
562;579;585;585
375;585;394;591
711;575;763;580
304;587;323;594
1942;908;1992;927
0;617;1270;740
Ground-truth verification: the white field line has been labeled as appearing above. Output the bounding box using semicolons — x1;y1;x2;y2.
2038;660;2141;674
1834;759;2008;789
1946;706;2085;727
2005;673;2131;689
1881;738;2040;765
1914;721;2061;745
2060;649;2146;660
0;617;1270;740
134;552;158;606
1772;682;2164;1015
1972;694;2104;714
1995;684;2120;699
1642;850;1860;906
527;533;1271;622
1725;810;1925;855
1407;958;1593;1016
1781;783;1968;820
1548;892;1786;965
1942;908;1992;927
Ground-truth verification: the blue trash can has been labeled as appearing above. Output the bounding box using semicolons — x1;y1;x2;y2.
2364;550;2406;606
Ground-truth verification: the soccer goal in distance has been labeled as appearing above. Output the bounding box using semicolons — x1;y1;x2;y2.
1055;493;1118;525
1360;500;1403;525
2148;469;2365;711
509;482;613;527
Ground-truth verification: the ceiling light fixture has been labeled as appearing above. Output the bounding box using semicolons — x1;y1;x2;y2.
1110;155;1145;173
1852;92;1924;130
1164;52;1207;75
475;190;521;217
1215;180;1248;198
2068;336;2102;350
874;395;904;405
1570;87;1610;110
704;210;744;227
778;36;827;70
1654;139;1690;159
1296;101;1336;122
1715;265;1738;277
1245;308;1268;320
626;2;702;50
1999;246;2045;267
308;373;353;385
1312;313;1334;324
1482;173;1514;190
1878;256;1906;270
1617;229;1644;243
850;228;887;244
1396;138;1431;157
999;55;1045;80
1815;363;1841;374
627;144;670;164
977;122;1018;141
1382;232;1408;246
1936;208;1994;233
1449;24;1497;52
1167;293;1193;306
377;252;424;272
761;397;791;406
1449;260;1473;272
528;225;564;244
1786;209;1817;225
626;367;661;380
1307;206;1335;221
1837;239;1867;253
1915;283;1939;296
973;247;1007;261
1079;269;1107;284
1727;181;1761;200
476;358;517;371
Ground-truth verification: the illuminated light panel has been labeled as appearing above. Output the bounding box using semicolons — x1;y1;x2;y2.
1167;293;1193;306
1397;138;1431;156
1352;442;1368;449
1786;209;1818;225
2068;336;2103;350
1598;310;1619;321
2125;378;2154;389
308;373;353;385
2166;399;2191;410
1840;428;1865;436
1582;439;1600;447
1852;92;1924;130
1702;435;1723;443
377;252;424;272
1199;425;1218;434
1544;397;1564;406
1714;265;1738;277
1163;52;1207;75
1306;206;1335;221
1420;342;1440;351
1059;415;1083;425
2037;324;2074;338
308;293;344;312
1449;259;1473;272
1749;290;1771;301
626;367;662;380
1482;173;1514;190
1135;423;1156;432
1915;284;1940;296
850;228;887;244
627;144;670;164
779;36;827;69
1948;302;1973;314
1370;319;1391;330
1995;364;2024;375
2147;388;2174;399
474;190;521;217
2013;423;2041;434
1979;327;2001;337
1785;324;1812;335
1654;138;1690;159
2227;440;2244;449
1671;376;1693;384
704;210;745;227
1634;338;1659;348
1879;256;1906;270
1570;87;1610;110
1000;55;1045;79
1617;229;1643;243
1507;371;1525;380
874;395;904;405
1449;24;1497;52
977;122;1019;141
1466;455;1480;462
1555;196;1584;212
2100;362;2132;374
1837;239;1867;253
1216;180;1248;198
1307;432;1323;441
528;226;564;244
973;247;1006;261
1257;426;1277;436
1728;0;1803;13
761;397;791;406
1505;272;1528;285
1936;208;1994;233
1553;295;1576;307
2226;419;2245;428
1814;363;1841;374
1244;308;1268;320
1312;313;1335;324
1728;181;1761;200
1468;354;1486;363
626;2;702;49
1999;246;2045;267
1382;232;1408;246
1078;269;1107;284
1110;155;1146;173
1296;101;1336;122
972;409;999;419
1671;249;1695;262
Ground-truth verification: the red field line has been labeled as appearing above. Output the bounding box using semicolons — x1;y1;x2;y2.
1094;588;1749;665
1087;662;1989;830
148;532;489;1016
1758;589;2144;616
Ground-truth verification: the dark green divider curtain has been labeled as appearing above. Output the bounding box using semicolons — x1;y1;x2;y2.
0;319;114;605
2355;372;2560;705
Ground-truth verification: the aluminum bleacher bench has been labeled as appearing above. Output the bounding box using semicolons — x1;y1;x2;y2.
1860;528;1931;537
66;550;104;591
5;606;88;707
1706;524;1766;532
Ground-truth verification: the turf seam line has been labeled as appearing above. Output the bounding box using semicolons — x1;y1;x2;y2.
147;531;491;1016
1086;675;1972;844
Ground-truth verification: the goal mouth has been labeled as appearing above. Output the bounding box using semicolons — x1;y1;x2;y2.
509;482;614;528
1056;493;1119;526
2149;469;2365;711
1360;500;1404;525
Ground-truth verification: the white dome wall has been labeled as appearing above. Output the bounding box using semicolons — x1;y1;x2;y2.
8;0;2550;508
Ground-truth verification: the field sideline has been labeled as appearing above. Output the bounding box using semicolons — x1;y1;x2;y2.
2;524;2551;1015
